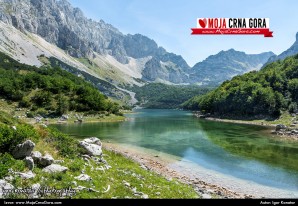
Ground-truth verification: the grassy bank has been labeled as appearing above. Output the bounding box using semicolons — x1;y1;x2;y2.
0;111;198;199
0;99;126;125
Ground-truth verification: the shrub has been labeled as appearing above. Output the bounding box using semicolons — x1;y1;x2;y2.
18;97;31;108
0;124;39;153
0;153;25;178
46;128;80;158
0;125;14;152
289;102;298;113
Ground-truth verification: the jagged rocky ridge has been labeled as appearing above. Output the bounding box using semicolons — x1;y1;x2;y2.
0;0;275;86
0;0;189;84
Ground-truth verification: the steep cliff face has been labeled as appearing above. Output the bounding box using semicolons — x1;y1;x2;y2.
0;0;190;84
0;0;124;60
0;0;274;87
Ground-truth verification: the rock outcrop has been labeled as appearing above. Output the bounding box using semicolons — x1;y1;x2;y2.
0;0;191;84
24;156;34;170
42;164;68;173
15;171;36;179
79;137;102;157
12;140;35;159
39;154;54;166
82;137;102;146
31;151;42;163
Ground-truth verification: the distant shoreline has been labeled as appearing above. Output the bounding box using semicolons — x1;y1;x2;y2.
200;116;298;141
204;117;276;128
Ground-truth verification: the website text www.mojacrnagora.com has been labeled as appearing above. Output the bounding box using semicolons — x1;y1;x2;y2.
3;201;62;205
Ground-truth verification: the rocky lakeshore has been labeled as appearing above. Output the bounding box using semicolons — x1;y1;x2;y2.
103;143;254;199
103;142;298;199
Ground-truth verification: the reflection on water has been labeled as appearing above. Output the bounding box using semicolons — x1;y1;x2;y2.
51;109;298;191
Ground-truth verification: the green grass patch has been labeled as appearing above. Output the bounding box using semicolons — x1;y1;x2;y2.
0;112;198;199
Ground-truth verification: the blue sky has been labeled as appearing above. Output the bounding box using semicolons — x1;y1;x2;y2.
69;0;298;66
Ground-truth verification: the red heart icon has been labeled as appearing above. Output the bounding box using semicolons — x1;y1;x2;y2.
198;18;207;28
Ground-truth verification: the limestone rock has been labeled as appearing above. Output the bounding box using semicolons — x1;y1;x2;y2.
12;140;35;159
42;164;68;173
40;154;54;166
79;140;102;157
31;151;42;163
0;0;276;87
15;171;36;179
0;179;14;198
25;156;34;170
83;137;102;146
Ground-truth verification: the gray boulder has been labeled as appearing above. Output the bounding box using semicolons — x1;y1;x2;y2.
42;164;68;173
40;154;54;166
83;137;102;146
31;151;42;163
79;139;102;157
0;179;14;198
25;156;34;170
15;171;36;179
12;140;35;159
276;124;287;131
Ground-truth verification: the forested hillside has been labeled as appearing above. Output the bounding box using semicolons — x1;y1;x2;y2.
183;55;298;118
0;52;121;117
131;83;211;109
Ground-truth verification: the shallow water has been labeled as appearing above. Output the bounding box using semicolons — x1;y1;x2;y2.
51;109;298;195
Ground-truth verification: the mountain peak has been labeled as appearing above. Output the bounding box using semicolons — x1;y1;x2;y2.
227;48;236;52
191;50;274;86
0;0;275;87
266;32;298;63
